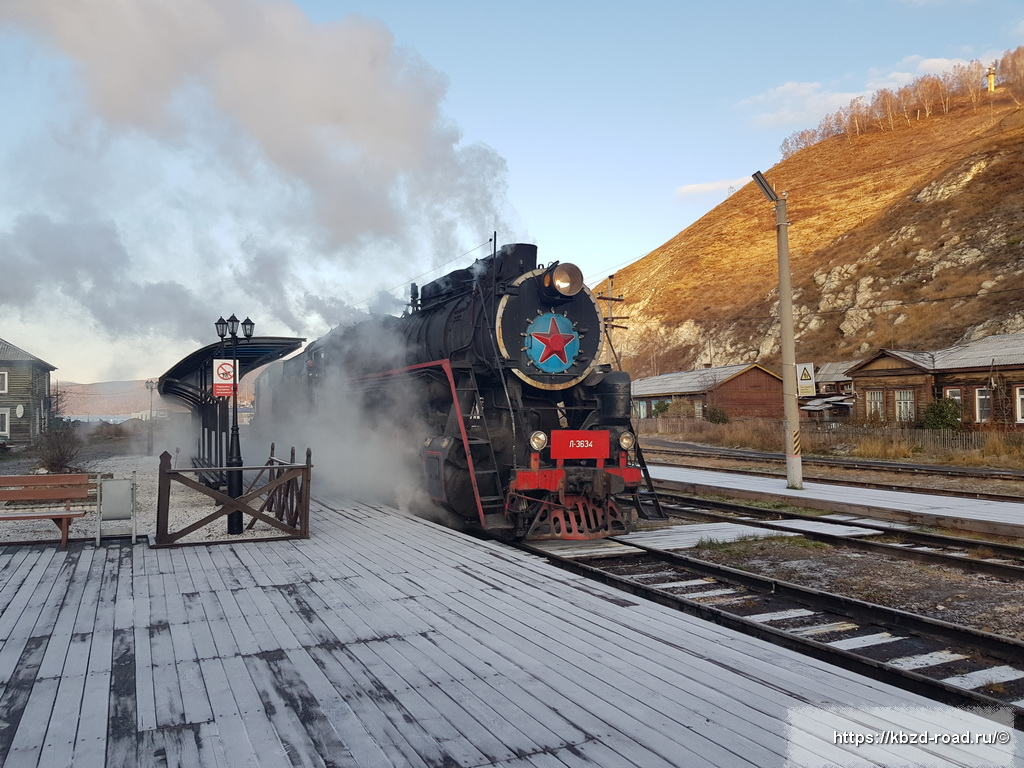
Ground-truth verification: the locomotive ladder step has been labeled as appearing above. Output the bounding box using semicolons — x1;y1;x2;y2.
482;513;513;529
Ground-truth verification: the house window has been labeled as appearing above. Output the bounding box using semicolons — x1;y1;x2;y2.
694;401;704;418
0;371;7;394
895;390;915;421
865;390;884;419
944;387;961;404
0;409;8;439
1016;387;1024;423
976;388;992;422
822;383;835;393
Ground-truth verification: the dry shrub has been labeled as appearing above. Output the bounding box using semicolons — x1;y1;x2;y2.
34;422;84;472
955;431;1024;468
850;437;916;459
667;418;783;452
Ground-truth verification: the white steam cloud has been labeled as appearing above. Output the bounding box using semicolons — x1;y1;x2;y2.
0;0;511;381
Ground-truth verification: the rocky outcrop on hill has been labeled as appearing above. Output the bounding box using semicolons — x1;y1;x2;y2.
604;98;1024;377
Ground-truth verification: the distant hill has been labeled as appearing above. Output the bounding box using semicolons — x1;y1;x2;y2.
58;379;254;420
602;87;1024;378
58;380;190;420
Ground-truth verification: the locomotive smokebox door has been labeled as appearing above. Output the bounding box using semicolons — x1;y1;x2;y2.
495;265;605;391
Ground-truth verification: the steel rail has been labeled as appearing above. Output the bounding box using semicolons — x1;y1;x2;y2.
520;539;1024;730
649;489;1024;580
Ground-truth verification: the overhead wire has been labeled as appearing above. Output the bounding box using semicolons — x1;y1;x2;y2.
349;237;495;313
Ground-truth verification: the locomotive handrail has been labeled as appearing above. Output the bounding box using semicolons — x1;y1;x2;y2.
355;358;489;528
154;447;312;546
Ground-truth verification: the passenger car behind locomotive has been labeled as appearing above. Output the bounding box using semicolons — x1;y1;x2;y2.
257;243;644;540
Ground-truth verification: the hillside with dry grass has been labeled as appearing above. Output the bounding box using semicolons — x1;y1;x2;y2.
606;89;1024;378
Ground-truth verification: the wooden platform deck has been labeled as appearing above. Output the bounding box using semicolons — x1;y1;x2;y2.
0;497;1017;767
651;465;1024;538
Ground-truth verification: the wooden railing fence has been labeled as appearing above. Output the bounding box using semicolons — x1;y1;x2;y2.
155;444;312;546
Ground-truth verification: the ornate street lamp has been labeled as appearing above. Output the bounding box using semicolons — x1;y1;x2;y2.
215;314;255;534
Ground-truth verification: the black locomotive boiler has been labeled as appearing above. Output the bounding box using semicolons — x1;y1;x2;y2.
257;243;644;540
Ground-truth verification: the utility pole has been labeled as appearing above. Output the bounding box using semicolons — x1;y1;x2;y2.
752;171;803;489
597;274;629;370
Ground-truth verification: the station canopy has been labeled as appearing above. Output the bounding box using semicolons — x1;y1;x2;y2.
158;336;305;409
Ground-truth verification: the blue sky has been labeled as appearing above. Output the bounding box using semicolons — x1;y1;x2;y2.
1;0;1022;382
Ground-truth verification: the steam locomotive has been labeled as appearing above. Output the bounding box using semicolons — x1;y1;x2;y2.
256;243;645;540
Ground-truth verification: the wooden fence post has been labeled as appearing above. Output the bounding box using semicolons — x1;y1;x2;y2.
156;451;172;545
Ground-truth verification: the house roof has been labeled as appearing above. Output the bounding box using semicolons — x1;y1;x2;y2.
0;338;56;371
801;396;855;411
631;363;778;398
855;333;1024;374
814;360;860;383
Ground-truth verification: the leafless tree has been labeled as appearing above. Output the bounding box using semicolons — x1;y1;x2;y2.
952;60;986;111
780;128;820;159
895;84;916;125
816;110;842;139
912;74;942;118
870;88;898;131
938;72;955;114
998;47;1024;106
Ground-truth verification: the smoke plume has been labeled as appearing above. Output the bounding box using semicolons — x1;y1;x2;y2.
0;0;511;380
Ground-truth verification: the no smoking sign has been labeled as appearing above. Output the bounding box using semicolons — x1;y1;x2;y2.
213;358;235;396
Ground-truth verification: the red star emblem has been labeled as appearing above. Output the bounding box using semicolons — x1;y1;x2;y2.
531;317;576;364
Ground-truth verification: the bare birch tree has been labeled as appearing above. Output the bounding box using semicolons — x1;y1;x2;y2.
997;47;1024;106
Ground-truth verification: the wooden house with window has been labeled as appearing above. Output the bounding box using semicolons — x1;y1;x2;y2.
631;363;783;418
813;361;859;396
0;338;55;446
847;334;1024;425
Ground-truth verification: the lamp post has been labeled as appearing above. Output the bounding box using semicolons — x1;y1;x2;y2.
215;314;255;534
752;171;803;489
145;380;157;456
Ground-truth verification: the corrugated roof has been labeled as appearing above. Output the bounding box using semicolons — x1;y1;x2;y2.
0;338;56;370
888;333;1024;371
632;363;763;397
814;360;860;382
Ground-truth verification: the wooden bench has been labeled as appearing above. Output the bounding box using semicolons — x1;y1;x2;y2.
0;474;90;549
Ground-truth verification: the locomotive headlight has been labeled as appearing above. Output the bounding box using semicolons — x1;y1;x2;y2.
541;262;584;298
618;431;636;451
529;431;549;451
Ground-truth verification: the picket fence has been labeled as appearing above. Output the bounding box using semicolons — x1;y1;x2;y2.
634;417;1024;454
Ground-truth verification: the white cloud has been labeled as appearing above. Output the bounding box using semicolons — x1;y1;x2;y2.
675;177;750;197
741;81;866;130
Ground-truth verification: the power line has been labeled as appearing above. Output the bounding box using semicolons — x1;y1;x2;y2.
350;238;494;312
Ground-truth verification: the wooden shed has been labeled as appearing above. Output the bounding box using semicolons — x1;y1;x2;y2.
631;363;783;419
0;338;56;446
847;333;1024;425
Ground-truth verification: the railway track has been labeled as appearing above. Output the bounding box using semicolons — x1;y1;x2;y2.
521;537;1024;729
642;443;1024;501
641;441;1024;483
648;489;1024;580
